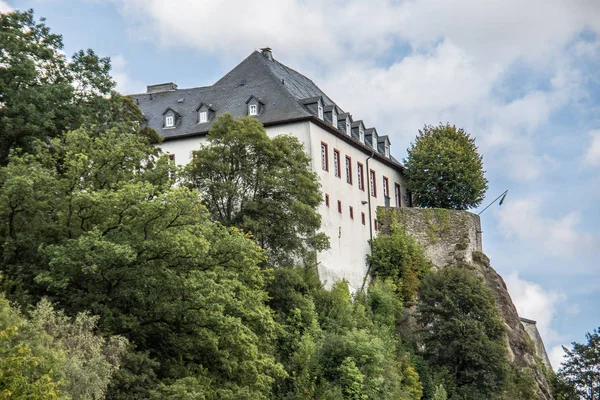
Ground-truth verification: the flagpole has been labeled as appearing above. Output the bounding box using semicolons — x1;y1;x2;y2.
477;190;508;216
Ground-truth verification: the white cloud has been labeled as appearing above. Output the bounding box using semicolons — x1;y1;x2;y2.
113;0;599;182
549;345;567;371
583;129;600;166
0;1;12;13
110;54;144;94
505;272;565;343
496;197;595;259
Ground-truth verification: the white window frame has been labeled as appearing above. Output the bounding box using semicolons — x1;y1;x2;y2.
332;110;338;128
321;142;328;171
346;120;351;136
357;163;364;190
359;129;365;143
333;150;340;177
345;156;352;184
199;111;208;123
318;103;324;120
165;115;174;127
383;176;389;198
249;104;258;116
385;144;390;158
370;170;376;197
372;136;377;149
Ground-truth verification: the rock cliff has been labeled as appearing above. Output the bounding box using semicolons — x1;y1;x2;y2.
379;207;553;400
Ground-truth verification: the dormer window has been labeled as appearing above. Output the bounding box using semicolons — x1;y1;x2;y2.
199;111;208;123
249;104;258;116
165;116;174;127
359;129;364;143
385;144;390;158
332;109;337;128
346;120;351;136
318;102;324;120
372;136;377;149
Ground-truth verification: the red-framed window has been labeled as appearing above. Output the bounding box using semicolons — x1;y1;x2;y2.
383;176;389;198
349;206;354;219
325;194;330;207
370;169;376;197
374;219;379;231
361;212;366;225
168;153;175;162
321;142;328;171
357;162;364;191
345;156;352;184
395;183;401;207
333;149;341;178
337;200;342;213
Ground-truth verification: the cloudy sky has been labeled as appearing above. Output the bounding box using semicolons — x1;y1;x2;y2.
5;0;600;370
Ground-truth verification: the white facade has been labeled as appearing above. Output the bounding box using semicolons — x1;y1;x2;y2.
158;120;406;293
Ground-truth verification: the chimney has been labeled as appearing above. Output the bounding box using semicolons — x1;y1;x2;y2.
260;47;273;61
146;82;178;94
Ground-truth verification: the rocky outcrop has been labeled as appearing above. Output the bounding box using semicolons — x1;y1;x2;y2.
379;207;553;400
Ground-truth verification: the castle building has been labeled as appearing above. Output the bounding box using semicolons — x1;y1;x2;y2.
133;48;408;292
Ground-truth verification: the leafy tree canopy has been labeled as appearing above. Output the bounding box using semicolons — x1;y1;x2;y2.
557;327;600;400
367;221;431;303
404;123;488;210
417;266;509;399
185;113;328;265
0;124;284;399
0;9;154;165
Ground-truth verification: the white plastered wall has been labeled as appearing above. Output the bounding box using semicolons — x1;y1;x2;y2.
155;120;405;293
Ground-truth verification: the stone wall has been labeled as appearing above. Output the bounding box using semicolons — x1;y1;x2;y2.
521;317;553;371
379;207;553;400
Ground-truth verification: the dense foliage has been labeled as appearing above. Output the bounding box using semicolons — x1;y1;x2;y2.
186;113;328;265
404;123;488;210
556;328;600;399
417;267;510;399
368;221;431;303
0;9;158;165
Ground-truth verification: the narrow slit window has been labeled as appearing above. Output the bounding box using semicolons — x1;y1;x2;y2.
325;194;330;207
349;206;354;219
361;212;366;225
337;200;342;214
395;184;401;207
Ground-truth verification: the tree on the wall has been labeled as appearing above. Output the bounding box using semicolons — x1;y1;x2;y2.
404;123;488;210
185;113;329;265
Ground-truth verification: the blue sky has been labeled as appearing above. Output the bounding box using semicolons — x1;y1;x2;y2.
4;0;600;370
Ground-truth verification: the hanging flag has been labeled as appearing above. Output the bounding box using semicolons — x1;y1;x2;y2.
499;192;507;206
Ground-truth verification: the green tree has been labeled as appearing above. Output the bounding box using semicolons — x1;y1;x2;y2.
368;222;431;303
185;113;328;265
0;126;283;399
417;267;509;399
0;9;147;165
557;328;600;400
404;123;488;210
0;293;126;399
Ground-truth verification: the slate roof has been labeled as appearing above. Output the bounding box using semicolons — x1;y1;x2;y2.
131;50;403;170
